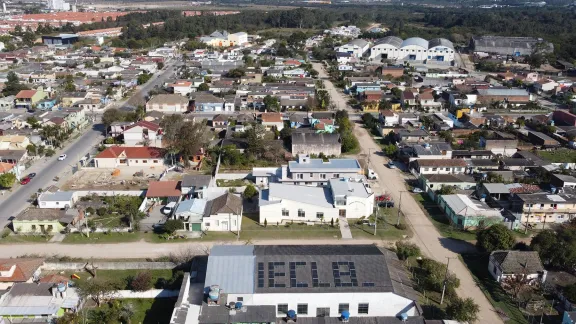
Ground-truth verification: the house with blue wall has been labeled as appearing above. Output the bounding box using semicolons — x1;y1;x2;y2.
37;99;57;111
354;82;381;93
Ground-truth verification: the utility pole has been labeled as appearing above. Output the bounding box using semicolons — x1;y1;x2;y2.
373;204;378;236
525;203;532;234
396;191;405;226
440;257;454;305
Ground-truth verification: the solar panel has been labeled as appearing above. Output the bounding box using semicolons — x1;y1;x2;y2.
257;262;265;288
362;282;375;287
258;279;264;287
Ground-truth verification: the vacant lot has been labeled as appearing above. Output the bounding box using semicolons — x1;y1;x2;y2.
537;149;576;163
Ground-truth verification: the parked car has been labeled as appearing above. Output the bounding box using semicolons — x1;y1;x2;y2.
162;202;177;215
20;177;31;185
387;161;396;169
368;168;378;180
58;154;67;161
27;173;37;178
412;188;423;193
378;201;395;208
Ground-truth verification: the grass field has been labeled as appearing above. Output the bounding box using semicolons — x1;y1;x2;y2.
348;206;412;240
89;298;177;324
0;233;52;243
537;149;576;163
62;232;144;244
49;269;181;290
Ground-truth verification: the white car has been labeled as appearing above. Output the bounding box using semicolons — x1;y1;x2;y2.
58;154;67;161
412;188;423;193
162;202;177;215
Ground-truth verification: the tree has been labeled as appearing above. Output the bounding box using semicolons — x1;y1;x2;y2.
263;95;280;112
2;71;29;96
157;61;165;70
137;73;152;85
197;83;210;91
476;224;515;252
531;228;576;271
383;144;397;157
102;108;126;128
243;184;258;201
395;241;421;260
63;74;76;92
264;218;268;227
26;144;37;156
130;271;153;291
446;297;479;323
419;258;460;295
163;219;183;235
0;173;16;188
227;68;245;78
26;117;40;129
437;185;456;195
341;131;359;153
76;278;119;307
362;113;377;129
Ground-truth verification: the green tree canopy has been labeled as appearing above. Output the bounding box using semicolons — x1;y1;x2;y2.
476;223;515;252
0;173;16;188
446;297;480;322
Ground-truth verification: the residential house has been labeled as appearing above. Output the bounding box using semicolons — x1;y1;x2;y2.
280;98;308;111
419;174;477;193
60;92;86;107
412;159;467;175
396;129;429;143
0;96;15;111
402;143;453;162
0;282;80;320
123;120;163;147
401;91;418;109
37;98;57;110
75;98;102;112
452;150;493;159
381;66;404;78
476;88;532;106
202;192;243;231
260;179;373;223
551;174;576;190
438;194;504;229
419;93;442;110
534;79;559;93
528;131;560;147
488;250;546;283
146;180;182;202
291;132;341;156
379;110;399;127
355;83;381;93
0;258;44;290
94;147;165;168
37;191;76;209
15;89;47;109
12;208;72;234
192;93;227;112
0;150;27;164
0;135;30;150
181;175;212;198
282;69;307;78
168;80;193;96
510;192;576;225
211;114;229;131
480;133;518;157
260;113;284;131
146;94;189;113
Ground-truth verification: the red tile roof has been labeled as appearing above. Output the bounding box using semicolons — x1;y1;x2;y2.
95;146;164;159
419;92;434;100
416;159;468;167
125;120;161;132
15;90;37;99
0;162;15;173
0;258;44;282
39;274;69;284
261;113;282;123
146;181;181;198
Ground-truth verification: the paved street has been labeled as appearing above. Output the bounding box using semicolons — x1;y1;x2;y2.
312;62;504;324
0;60;180;229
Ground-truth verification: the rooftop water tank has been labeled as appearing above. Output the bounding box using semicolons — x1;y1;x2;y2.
400;312;408;321
56;283;67;293
235;302;243;310
287;310;297;319
341;310;350;321
208;286;220;301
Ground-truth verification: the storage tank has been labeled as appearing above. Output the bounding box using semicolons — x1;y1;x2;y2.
208;285;220;301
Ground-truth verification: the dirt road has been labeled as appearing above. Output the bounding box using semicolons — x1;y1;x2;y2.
312;62;503;324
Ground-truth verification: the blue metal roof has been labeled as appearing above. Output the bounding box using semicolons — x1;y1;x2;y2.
205;246;255;294
288;158;361;171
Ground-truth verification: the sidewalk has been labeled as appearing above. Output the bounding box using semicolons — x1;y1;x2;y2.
339;216;353;239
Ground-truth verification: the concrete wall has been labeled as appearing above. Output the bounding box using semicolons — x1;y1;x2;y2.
115;289;180;298
74;190;144;197
41;261;176;271
215;172;250;180
292;143;341;157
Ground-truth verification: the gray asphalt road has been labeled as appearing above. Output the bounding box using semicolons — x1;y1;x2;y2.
0;60;180;229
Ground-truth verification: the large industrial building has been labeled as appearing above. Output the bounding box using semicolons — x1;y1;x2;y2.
41;34;78;47
369;36;455;63
471;36;554;56
185;244;424;324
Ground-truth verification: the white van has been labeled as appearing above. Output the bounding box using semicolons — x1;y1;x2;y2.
162;202;177;215
368;169;378;180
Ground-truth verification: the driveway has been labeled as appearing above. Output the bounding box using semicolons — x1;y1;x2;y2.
312;62;504;324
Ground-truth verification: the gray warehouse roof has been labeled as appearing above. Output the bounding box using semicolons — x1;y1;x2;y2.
345;39;369;48
472;36;547;50
288;158;361;172
292;132;340;145
428;38;454;50
374;36;403;48
477;88;529;96
401;37;428;49
204;245;255;294
264;183;334;208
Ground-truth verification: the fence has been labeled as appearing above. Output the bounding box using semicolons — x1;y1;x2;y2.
41;261;176;271
214;172;250;180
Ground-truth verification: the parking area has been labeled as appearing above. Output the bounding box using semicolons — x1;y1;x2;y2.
61;167;165;190
141;202;167;231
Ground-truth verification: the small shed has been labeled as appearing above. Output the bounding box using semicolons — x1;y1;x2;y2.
146;181;182;202
174;199;207;232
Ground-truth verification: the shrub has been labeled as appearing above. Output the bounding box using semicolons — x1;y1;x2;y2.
395;241;420;260
85;207;95;215
396;223;407;230
476;223;515;252
96;207;107;216
130;271;153;291
163;219;184;235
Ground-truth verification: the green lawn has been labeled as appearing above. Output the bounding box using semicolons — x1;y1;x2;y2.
537;149;576;163
460;253;529;324
216;178;252;187
62;232;144;244
239;214;342;240
89;298;177;324
0;233;52;243
50;269;181;290
348;207;412;240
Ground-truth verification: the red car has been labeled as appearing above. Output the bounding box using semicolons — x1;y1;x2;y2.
20;177;31;185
